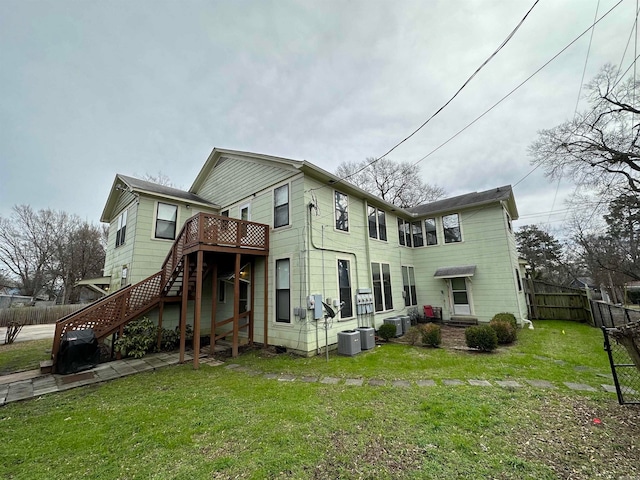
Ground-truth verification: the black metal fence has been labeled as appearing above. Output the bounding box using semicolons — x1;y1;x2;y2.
591;301;640;405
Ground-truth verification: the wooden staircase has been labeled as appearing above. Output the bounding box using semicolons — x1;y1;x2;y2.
50;213;269;368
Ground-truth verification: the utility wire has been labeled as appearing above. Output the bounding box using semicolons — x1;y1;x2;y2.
308;0;542;193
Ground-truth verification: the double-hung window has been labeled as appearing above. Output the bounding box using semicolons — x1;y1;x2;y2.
411;222;424;247
335;191;349;232
274;185;289;228
425;218;438;245
397;219;412;247
115;209;127;247
443;213;462;243
275;259;290;323
337;259;353;318
155;203;178;240
368;206;387;241
371;262;393;312
402;266;418;306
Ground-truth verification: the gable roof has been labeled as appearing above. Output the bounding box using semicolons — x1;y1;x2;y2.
407;185;518;219
101;174;218;222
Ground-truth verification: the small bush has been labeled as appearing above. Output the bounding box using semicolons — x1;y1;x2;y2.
489;320;517;344
159;327;179;351
491;312;517;329
465;325;498;352
378;323;398;342
115;316;157;358
404;326;422;345
421;323;442;347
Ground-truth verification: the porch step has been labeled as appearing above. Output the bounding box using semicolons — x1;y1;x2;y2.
40;360;54;374
446;316;479;327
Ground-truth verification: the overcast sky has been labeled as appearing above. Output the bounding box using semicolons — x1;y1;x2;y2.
0;0;634;234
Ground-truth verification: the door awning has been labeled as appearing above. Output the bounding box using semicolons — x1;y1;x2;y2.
434;265;476;279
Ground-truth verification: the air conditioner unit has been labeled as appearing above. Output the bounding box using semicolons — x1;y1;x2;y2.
398;315;411;334
356;326;375;350
383;317;403;337
337;330;361;356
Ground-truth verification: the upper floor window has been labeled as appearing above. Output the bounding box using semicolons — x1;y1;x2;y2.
155;203;178;240
425;218;438;246
274;185;289;228
506;210;512;233
335;191;349;232
115;209;127;247
411;221;424;247
368;206;387;241
397;218;412;247
443;213;462;243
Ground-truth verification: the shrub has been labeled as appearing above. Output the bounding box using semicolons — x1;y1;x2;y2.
115;316;157;358
491;312;517;329
404;326;422;345
421;323;442;347
377;323;398;342
159;327;179;351
489;319;517;344
465;325;498;352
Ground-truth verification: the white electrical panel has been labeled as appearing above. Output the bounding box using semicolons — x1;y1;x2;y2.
355;288;374;315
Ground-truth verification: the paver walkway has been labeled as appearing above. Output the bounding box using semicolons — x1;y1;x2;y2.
0;352;631;406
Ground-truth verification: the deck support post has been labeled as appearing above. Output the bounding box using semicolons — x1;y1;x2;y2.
193;250;203;369
263;257;268;349
249;260;255;346
210;262;218;356
179;254;190;363
233;253;241;357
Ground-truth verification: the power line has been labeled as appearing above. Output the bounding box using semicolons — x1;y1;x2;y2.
308;0;542;193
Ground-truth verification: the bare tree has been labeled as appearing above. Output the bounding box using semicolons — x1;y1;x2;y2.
135;171;175;187
0;206;105;302
335;158;445;208
529;64;639;199
0;206;62;297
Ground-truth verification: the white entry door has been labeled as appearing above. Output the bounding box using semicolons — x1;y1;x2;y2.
450;278;471;315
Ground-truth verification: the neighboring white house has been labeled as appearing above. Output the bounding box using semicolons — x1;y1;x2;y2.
79;148;526;356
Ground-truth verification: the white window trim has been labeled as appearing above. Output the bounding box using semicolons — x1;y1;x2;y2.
402;265;418;307
273;182;291;230
442;212;464;245
151;201;180;241
115;208;128;248
334;190;350;234
274;256;293;326
367;204;387;242
371;261;393;313
336;257;354;320
239;202;251;221
424;217;439;247
447;277;474;315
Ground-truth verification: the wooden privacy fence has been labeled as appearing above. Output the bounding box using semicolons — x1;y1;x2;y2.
525;280;592;323
0;304;84;327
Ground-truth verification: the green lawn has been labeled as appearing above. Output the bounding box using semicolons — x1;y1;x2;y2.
0;338;51;375
1;321;638;479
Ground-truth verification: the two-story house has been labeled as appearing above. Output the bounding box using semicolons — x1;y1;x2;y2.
52;148;526;367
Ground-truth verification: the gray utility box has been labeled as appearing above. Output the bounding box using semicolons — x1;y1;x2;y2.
356;327;375;350
399;315;411;334
337;330;361;356
383;317;403;337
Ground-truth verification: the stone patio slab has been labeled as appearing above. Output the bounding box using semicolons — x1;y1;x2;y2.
392;380;411;387
496;380;522;388
263;373;278;380
368;379;386;386
345;378;363;386
320;377;340;385
416;379;436;387
300;376;318;383
278;375;296;382
526;379;556;389
443;379;464;386
468;379;492;387
564;382;597;392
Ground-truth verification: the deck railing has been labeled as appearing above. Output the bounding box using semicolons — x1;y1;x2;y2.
51;213;269;364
